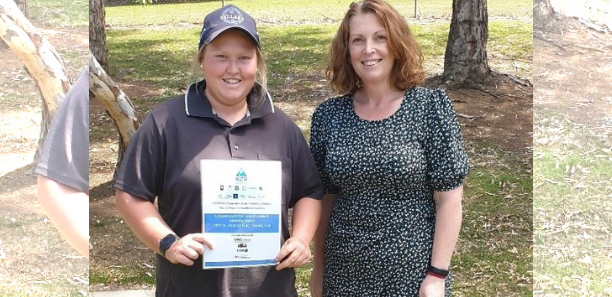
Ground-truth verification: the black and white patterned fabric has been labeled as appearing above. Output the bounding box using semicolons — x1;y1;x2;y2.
309;87;470;296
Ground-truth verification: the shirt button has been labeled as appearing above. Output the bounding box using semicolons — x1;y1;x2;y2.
233;144;239;150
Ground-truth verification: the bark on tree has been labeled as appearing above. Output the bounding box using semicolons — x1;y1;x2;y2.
14;0;26;17
90;0;108;72
0;0;70;157
1;0;25;49
89;50;139;169
534;0;555;29
442;0;490;88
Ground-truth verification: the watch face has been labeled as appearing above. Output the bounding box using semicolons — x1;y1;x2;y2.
161;234;178;250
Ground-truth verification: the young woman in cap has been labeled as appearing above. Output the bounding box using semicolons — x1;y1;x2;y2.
309;0;469;296
115;5;323;296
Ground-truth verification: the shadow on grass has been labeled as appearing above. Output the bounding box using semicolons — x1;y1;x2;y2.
107;30;196;91
90;180;114;202
106;25;333;102
0;163;35;195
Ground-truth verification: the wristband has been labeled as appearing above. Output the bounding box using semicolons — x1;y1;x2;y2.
427;270;447;279
428;265;449;279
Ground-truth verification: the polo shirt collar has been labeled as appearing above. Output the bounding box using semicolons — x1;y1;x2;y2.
184;79;274;119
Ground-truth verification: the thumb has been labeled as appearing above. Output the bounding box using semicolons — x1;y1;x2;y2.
191;233;214;250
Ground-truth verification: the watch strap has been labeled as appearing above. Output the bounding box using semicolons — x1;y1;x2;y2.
159;233;179;258
428;265;449;278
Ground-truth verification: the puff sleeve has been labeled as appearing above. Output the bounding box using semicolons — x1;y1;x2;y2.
309;103;340;194
423;89;470;191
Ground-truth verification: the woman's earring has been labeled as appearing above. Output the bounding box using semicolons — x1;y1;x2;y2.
200;64;203;69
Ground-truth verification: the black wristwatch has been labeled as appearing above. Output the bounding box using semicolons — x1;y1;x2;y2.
159;233;180;258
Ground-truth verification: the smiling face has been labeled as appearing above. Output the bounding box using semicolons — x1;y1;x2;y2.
200;29;258;111
347;12;393;88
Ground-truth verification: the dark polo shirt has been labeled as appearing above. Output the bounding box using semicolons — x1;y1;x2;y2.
35;68;89;192
115;80;324;297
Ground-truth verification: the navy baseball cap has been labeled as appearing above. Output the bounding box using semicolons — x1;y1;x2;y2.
198;5;260;50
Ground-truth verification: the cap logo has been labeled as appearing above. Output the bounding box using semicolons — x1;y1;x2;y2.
220;7;244;24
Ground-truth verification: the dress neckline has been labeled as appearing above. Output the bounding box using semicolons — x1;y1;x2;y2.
350;89;408;123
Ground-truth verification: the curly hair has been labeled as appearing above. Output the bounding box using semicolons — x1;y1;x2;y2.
326;0;425;94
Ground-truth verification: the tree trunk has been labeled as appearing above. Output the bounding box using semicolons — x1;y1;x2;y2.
89;50;139;171
442;0;490;88
89;0;108;72
534;0;555;29
14;0;26;17
0;0;70;159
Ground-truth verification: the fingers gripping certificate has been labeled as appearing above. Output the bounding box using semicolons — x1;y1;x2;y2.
200;159;282;269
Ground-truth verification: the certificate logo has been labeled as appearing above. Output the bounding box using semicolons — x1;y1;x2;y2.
235;168;248;182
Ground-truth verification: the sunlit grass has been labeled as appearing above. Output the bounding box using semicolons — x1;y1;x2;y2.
28;0;88;28
533;107;612;296
105;19;532;100
105;0;532;27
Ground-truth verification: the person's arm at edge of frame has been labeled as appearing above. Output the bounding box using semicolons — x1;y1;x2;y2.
275;196;322;271
419;185;463;297
37;176;89;259
308;193;337;297
115;189;212;266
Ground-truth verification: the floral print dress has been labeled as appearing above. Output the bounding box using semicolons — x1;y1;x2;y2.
309;87;470;296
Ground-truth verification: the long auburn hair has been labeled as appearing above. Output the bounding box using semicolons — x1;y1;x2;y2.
326;0;425;94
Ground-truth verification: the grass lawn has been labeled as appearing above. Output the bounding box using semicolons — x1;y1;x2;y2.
105;20;532;98
28;0;88;28
0;215;89;297
105;0;533;27
533;108;612;296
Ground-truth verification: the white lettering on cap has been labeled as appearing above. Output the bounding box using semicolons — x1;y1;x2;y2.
220;7;244;24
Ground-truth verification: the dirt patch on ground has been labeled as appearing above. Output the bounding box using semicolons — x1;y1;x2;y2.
0;27;89;296
441;76;533;160
534;16;612;128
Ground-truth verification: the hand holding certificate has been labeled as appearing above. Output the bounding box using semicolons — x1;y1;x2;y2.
200;159;282;269
163;233;211;267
